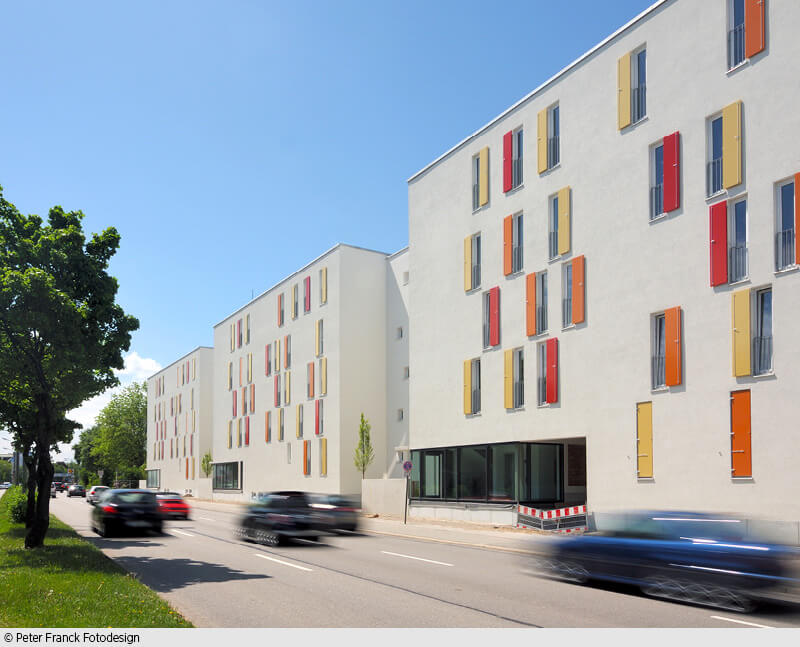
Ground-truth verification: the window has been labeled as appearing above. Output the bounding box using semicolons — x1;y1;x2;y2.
275;374;281;408
652;313;666;389
304;440;311;476
297;404;303;438
287;442;291;464
776;179;796;271
237;318;243;348
729;198;748;282
402;271;409;285
212;462;240;490
549;194;559;259
304;276;311;312
537;343;547;406
284;370;291;405
278;408;284;441
631;47;646;123
482;288;500;348
562;263;572;328
227;362;232;391
472;148;488;210
403;366;410;379
707;115;723;196
512;348;524;409
292;284;298;319
246;314;250;344
265;344;271;377
512;213;523;273
753;287;772;376
536;271;548;333
650;142;664;219
397;409;404;421
707;101;742;197
472;154;480;210
316;320;324;356
504;127;523;191
278;293;284;326
537;339;558;405
548;104;560;169
316;399;324;436
728;0;746;69
471;233;481;289
146;469;160;489
471;358;481;414
397;326;403;339
285;334;291;368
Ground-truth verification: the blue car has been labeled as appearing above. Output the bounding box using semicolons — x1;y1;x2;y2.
530;510;800;612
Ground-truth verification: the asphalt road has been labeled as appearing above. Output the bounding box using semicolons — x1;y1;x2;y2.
50;495;800;628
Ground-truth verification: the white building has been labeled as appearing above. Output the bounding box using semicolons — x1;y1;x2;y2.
407;0;800;534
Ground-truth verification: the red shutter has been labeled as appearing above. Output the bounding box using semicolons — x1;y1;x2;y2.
489;287;500;346
245;416;250;446
709;201;728;286
304;276;311;311
546;338;558;404
744;0;765;59
315;400;320;435
274;375;279;407
503;131;513;193
503;215;513;275
663;131;680;212
525;273;536;336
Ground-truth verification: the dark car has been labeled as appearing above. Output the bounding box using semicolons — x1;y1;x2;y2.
308;494;360;533
237;491;323;546
529;510;800;612
91;489;163;537
67;484;86;498
156;492;191;520
87;485;109;505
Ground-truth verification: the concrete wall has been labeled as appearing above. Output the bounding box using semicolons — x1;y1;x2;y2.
361;478;407;517
407;0;800;523
385;248;410;478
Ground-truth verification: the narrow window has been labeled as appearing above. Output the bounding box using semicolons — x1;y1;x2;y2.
513;348;524;409
403;366;410;379
482;291;491;349
287;442;291;464
512;128;523;189
549;194;559;259
707;115;723;196
652;313;666;389
728;0;746;69
537;343;547;406
298;404;304;438
536;271;548;333
753;288;772;375
512;213;523;273
472;154;481;211
650;142;664;220
729;198;748;282
402;271;409;285
396;326;403;339
286;335;292;368
548;104;560;168
471;233;481;289
631;47;646;123
246;314;250;344
292;284;298;319
562;263;573;328
776;180;796;270
397;408;404;421
471;358;481;414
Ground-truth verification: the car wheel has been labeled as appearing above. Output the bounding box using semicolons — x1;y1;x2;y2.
153;523;164;535
550;559;589;584
97;521;108;538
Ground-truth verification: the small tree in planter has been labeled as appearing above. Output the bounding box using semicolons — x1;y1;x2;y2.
201;451;213;478
353;413;374;479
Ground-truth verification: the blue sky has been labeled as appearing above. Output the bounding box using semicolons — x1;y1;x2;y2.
0;0;653;454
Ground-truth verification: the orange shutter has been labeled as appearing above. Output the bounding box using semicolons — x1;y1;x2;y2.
303;440;309;475
265;411;271;443
503;215;513;275
731;390;752;477
664;306;682;386
744;0;765;58
525;273;537;336
571;256;585;324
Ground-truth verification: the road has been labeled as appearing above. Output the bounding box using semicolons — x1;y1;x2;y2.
50;495;800;628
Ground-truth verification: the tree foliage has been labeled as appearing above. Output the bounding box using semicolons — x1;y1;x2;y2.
0;185;138;547
353;413;374;479
90;382;147;481
201;451;213;478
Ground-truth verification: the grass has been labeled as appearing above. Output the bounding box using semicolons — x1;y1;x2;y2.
0;490;193;628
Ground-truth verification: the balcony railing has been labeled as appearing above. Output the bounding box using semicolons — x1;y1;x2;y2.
707;158;723;196
472;183;480;210
548;136;560;169
652;354;666;389
650;183;663;221
775;229;796;271
536;305;547;333
632;84;647;123
513;381;524;409
562;297;572;328
512;157;523;189
752;336;772;376
512;245;523;273
471;389;481;415
728;244;749;283
537;377;547;406
548;231;558;259
471;264;481;289
728;23;745;70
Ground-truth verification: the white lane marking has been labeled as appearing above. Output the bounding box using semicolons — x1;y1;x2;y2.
170;529;195;537
195;516;215;521
254;553;313;572
381;550;453;567
710;616;773;628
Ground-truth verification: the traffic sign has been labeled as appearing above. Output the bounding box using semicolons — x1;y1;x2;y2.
403;460;412;474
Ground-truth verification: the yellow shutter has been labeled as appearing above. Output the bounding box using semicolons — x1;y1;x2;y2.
321;438;327;476
321;357;327;395
732;289;751;376
230;324;234;351
722;100;742;189
285;370;291;405
478;147;489;206
558;186;571;255
617;52;631;130
537;108;547;173
315;320;321;356
227;421;232;449
463;360;472;415
296;404;301;438
503;349;513;409
636;402;653;478
278;408;284;441
464;236;472;291
321;267;328;304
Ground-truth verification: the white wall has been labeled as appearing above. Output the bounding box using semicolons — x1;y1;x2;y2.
385;249;410;478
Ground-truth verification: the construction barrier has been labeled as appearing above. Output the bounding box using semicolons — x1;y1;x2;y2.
516;504;587;533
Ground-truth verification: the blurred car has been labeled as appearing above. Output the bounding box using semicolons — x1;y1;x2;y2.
156;492;191;520
50;482;57;498
309;494;360;533
1;482;11;489
87;485;109;505
237;491;324;546
52;481;62;492
528;510;800;612
91;489;163;537
67;484;86;498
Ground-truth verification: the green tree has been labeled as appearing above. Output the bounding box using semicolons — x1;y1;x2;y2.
0;459;11;482
201;451;213;478
73;426;111;487
91;382;147;482
0;186;138;547
353;413;374;479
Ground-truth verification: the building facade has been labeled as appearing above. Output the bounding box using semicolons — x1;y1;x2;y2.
408;0;800;530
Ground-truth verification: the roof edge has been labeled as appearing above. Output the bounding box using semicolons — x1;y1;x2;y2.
146;346;213;381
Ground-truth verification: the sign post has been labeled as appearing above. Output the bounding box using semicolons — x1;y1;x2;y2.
402;460;412;525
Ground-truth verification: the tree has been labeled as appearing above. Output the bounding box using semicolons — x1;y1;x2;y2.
0;459;10;482
0;186;138;547
73;426;111;486
353;413;374;479
201;451;213;478
91;382;147;482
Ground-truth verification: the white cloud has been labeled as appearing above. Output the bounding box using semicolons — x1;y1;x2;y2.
116;351;162;382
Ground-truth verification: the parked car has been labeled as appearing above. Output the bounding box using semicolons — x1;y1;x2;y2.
528;510;800;612
50;482;57;498
308;494;360;533
237;491;324;546
67;484;86;498
156;492;191;520
0;482;11;490
91;489;163;537
87;485;109;505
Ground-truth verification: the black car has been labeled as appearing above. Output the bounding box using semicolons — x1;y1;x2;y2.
529;510;800;612
91;489;163;537
67;484;86;498
237;491;323;546
308;494;360;533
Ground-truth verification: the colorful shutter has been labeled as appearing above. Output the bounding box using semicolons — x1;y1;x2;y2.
636;402;653;478
321;438;327;476
321;267;328;304
731;390;752;477
232;391;237;417
572;256;585;324
503;130;513;192
285;371;291;405
664;306;682;386
478;147;489;206
304;276;311;311
546;338;558;404
537;109;547;173
230;324;234;351
709;201;728;286
617;52;631;130
245;416;250;446
744;0;765;58
278;408;284;441
503;215;513;275
489;287;500;346
794;174;800;264
266;411;271;443
250;383;255;409
732;289;751;377
265;344;271;376
321;357;327;395
315;320;321;356
296;404;301;438
525;273;537;336
722;100;742;189
275;338;280;372
503;350;513;409
308;362;315;398
274;375;279;407
315;400;320;435
241;387;245;415
557;187;570;255
463;359;472;415
464;236;472;291
303;440;310;476
663;131;680;212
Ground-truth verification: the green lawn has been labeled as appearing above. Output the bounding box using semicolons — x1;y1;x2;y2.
0;491;192;628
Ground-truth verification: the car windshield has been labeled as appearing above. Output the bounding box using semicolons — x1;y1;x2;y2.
114;492;156;504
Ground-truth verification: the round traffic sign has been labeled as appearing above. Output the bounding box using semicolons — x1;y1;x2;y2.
403;460;412;474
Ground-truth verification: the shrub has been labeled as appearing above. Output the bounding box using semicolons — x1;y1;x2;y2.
5;485;28;524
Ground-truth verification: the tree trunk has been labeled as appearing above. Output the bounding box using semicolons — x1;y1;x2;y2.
23;446;37;528
25;439;53;548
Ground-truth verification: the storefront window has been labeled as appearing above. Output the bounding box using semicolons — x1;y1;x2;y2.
444;448;458;499
422;451;442;497
526;444;563;502
459;445;487;500
489;444;517;501
410;450;421;497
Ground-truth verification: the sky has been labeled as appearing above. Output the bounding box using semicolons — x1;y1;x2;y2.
0;0;654;458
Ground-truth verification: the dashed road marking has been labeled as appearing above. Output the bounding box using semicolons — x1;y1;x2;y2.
710;616;773;628
254;553;313;572
381;551;453;567
195;516;215;521
170;529;195;537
